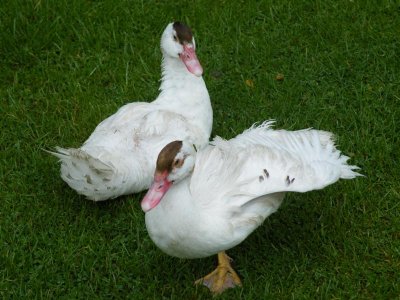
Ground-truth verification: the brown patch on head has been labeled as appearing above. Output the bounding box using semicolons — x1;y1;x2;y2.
156;141;183;173
173;22;193;44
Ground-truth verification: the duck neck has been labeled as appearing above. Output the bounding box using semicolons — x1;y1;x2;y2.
155;51;213;143
158;53;206;96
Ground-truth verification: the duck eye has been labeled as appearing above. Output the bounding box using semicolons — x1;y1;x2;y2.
173;158;184;168
173;35;178;42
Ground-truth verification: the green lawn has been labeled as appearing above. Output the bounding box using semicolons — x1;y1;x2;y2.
1;0;399;298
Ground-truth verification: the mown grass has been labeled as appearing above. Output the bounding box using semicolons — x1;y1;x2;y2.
1;0;399;298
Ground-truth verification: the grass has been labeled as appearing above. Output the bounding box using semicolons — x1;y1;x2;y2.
1;0;399;298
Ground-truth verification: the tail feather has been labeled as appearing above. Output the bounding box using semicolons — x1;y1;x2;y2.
54;147;114;175
45;147;118;201
339;155;363;179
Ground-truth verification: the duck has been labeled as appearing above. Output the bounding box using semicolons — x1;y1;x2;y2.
141;121;362;294
49;22;212;201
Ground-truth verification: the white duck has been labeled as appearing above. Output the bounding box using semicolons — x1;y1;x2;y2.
141;121;362;294
49;22;212;201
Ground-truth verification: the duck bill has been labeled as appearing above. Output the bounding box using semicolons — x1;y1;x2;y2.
141;174;172;212
179;44;203;77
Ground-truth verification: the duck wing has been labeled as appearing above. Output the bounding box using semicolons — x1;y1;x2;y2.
49;105;206;200
190;121;361;226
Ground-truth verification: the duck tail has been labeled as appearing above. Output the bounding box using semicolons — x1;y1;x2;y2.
45;147;115;201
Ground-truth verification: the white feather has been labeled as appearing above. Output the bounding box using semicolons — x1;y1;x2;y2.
48;23;212;201
145;121;362;259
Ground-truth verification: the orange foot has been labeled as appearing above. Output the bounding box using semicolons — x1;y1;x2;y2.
195;251;242;294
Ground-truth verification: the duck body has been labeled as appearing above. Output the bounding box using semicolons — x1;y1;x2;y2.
50;22;212;201
143;122;361;259
146;179;284;258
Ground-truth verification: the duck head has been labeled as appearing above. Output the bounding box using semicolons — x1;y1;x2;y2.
161;22;203;77
141;141;196;212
